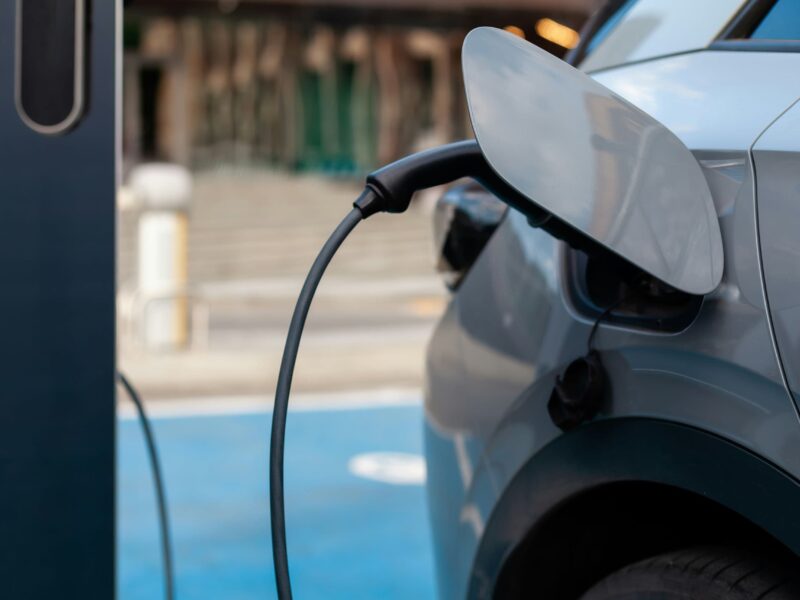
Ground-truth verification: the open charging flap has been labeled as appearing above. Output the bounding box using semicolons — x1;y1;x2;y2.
462;27;723;296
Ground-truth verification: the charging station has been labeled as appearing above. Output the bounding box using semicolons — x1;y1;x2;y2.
0;1;118;596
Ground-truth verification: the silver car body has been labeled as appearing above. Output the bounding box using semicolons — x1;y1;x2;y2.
424;3;800;599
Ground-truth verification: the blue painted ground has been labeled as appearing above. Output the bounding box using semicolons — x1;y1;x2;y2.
118;404;436;599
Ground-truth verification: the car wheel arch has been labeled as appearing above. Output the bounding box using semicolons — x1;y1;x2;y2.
468;417;800;599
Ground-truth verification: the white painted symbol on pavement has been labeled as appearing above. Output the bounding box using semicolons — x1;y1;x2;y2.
348;452;427;485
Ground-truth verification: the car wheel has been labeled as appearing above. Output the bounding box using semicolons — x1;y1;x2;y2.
580;546;800;599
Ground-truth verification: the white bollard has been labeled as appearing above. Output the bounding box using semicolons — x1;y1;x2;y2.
129;163;192;351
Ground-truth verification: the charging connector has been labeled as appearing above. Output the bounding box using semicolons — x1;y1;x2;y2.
354;140;538;219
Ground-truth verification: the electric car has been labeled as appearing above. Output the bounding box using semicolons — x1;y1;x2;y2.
425;1;800;598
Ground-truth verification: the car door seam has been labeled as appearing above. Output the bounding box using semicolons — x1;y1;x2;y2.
748;95;800;423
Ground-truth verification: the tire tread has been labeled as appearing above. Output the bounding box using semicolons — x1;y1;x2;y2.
581;546;800;600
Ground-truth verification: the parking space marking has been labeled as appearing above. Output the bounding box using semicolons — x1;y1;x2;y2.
117;387;422;420
348;452;427;485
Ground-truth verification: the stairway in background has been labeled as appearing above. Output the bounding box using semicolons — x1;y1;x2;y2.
119;169;438;287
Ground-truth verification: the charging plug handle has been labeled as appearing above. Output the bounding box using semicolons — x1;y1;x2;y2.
356;140;622;266
355;140;539;219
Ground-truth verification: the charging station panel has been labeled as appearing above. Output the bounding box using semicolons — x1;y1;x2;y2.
1;0;116;596
16;0;86;134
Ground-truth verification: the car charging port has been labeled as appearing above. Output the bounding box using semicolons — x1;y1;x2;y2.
564;248;704;334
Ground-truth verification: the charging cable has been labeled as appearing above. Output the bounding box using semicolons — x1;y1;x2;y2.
587;297;626;353
269;139;561;599
117;372;175;600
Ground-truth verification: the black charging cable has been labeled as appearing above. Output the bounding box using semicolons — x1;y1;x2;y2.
269;206;364;600
117;371;175;600
269;140;536;599
587;297;626;353
268;139;630;598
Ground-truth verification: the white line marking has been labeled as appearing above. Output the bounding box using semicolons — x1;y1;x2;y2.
348;452;427;485
453;432;474;489
117;388;422;421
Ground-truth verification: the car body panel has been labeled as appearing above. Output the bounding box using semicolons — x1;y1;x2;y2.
580;0;747;72
592;51;800;152
753;100;800;407
468;418;800;599
425;48;800;600
463;28;723;295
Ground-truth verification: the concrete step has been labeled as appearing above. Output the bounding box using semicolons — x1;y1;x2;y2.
119;170;440;283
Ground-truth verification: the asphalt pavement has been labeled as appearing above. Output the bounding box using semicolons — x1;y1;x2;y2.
118;392;436;599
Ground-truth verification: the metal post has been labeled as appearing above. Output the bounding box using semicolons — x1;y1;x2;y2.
0;0;117;597
130;162;192;351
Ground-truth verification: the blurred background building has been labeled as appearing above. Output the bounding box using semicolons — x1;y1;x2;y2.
118;0;599;398
122;0;594;170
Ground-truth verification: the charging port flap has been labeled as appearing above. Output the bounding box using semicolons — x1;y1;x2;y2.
462;27;724;296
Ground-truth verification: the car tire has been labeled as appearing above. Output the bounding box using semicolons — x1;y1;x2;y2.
580;546;800;600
